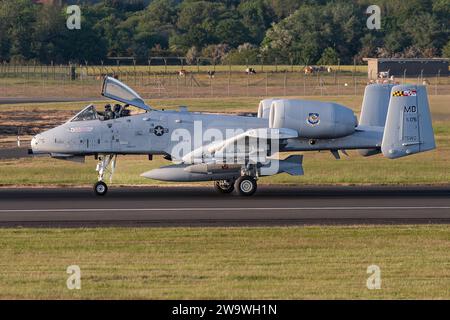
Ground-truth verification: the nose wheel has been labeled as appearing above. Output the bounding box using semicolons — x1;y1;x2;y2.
94;181;108;196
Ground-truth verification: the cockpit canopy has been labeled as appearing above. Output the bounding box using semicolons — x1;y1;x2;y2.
68;76;153;123
69;104;133;122
101;76;152;112
70;105;98;122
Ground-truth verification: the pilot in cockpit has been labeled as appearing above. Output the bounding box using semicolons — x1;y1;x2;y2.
113;104;122;119
120;104;131;117
105;104;114;119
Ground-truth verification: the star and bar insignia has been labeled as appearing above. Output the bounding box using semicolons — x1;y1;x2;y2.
153;125;169;136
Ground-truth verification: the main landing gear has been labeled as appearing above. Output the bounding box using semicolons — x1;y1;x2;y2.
214;180;235;193
214;165;258;196
234;176;257;196
214;176;258;196
94;154;117;196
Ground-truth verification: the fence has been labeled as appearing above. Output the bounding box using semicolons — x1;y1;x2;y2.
0;63;449;99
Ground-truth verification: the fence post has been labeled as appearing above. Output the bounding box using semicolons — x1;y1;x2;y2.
247;71;250;96
337;71;340;96
133;59;137;86
228;65;231;96
303;72;306;96
435;70;440;96
265;72;268;96
191;73;194;97
210;73;213;97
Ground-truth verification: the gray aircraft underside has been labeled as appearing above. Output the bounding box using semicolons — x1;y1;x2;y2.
30;76;435;196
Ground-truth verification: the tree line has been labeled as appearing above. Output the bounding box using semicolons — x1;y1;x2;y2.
0;0;449;65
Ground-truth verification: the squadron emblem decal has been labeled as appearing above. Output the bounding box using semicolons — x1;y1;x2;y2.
153;125;168;136
307;113;320;126
392;89;417;97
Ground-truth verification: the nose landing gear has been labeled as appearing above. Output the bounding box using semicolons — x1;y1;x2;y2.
94;181;108;196
94;154;117;196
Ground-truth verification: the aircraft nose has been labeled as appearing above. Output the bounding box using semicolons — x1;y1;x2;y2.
30;134;45;153
31;135;38;147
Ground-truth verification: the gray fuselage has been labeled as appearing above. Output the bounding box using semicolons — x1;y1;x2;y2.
31;108;383;158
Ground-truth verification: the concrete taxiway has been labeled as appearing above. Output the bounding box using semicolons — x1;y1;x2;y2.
0;185;449;227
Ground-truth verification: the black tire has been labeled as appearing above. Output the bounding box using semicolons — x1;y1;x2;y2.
214;180;235;194
94;181;108;196
235;176;257;196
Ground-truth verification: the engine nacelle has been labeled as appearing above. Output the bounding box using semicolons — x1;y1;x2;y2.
269;99;357;139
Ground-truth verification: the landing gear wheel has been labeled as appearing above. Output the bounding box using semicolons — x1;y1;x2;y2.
214;180;235;194
94;181;108;196
235;176;257;196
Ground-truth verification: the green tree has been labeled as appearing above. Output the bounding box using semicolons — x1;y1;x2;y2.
215;18;249;47
237;0;274;44
317;47;339;65
0;0;37;61
443;40;450;58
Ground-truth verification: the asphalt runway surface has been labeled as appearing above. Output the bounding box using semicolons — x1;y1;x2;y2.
0;185;450;227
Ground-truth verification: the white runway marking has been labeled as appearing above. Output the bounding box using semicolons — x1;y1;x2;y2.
0;206;450;213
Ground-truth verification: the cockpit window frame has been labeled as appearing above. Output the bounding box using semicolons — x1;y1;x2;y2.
69;104;98;122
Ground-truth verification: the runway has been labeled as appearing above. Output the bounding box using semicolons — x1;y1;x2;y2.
0;185;449;227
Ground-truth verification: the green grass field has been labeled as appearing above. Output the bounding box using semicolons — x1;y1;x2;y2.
0;226;448;299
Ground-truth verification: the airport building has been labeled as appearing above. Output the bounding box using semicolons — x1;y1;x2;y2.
363;58;449;80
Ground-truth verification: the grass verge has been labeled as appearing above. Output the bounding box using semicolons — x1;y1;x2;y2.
0;225;448;299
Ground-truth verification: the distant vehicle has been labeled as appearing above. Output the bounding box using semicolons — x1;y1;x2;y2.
30;77;435;196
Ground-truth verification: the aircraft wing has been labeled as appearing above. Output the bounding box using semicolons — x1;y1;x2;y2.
101;76;152;112
181;127;298;164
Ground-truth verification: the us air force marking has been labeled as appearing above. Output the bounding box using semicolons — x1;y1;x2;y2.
153;125;168;136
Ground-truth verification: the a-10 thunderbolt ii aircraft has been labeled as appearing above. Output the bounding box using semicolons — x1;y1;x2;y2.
29;76;435;196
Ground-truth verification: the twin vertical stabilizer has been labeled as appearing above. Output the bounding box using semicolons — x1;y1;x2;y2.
381;85;435;159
